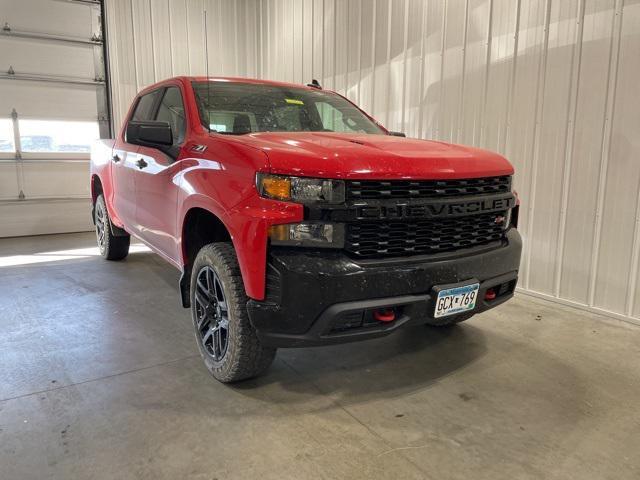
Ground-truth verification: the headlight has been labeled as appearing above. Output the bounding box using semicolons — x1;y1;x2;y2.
268;222;345;248
256;173;345;204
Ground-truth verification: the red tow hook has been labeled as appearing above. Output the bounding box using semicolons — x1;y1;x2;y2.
484;288;497;301
373;308;396;322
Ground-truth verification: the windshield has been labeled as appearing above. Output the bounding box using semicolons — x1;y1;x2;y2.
192;81;384;135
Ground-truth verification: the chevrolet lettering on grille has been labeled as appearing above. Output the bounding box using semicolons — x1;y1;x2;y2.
355;194;515;220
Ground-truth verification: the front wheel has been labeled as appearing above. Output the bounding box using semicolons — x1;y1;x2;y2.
190;243;276;383
94;194;130;260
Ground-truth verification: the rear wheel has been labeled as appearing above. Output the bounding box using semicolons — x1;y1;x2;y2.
94;194;130;260
190;243;276;383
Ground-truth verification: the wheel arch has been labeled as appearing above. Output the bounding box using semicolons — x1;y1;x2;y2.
90;174;103;223
179;207;233;308
91;174;128;237
91;174;103;204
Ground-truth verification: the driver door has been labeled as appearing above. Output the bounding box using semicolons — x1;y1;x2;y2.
134;86;186;264
112;89;162;235
110;137;138;232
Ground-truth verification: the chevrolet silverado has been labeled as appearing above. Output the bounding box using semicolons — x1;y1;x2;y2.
90;76;522;382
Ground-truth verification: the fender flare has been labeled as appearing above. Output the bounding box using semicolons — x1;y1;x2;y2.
178;194;235;308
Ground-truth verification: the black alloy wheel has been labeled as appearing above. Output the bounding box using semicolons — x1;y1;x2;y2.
194;266;230;361
94;194;130;260
189;243;276;383
95;197;107;253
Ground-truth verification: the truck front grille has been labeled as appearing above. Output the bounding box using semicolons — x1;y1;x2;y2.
346;176;511;200
345;211;506;258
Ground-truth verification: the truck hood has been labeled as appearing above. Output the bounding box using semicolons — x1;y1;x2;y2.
232;132;513;179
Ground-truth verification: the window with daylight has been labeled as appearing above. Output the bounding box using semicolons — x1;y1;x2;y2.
0;118;15;153
19;120;100;153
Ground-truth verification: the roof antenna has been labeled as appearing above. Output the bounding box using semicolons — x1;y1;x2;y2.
204;9;211;133
307;79;322;89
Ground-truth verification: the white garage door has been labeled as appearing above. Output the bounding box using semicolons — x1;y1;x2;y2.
0;0;109;237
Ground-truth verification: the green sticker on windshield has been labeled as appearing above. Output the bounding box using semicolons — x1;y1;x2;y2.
285;98;304;105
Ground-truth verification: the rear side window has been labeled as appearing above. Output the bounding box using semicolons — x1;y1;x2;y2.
155;87;186;145
131;90;161;121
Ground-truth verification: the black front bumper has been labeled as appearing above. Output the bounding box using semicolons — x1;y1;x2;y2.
247;229;522;347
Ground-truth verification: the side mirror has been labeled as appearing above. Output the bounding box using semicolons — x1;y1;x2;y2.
389;131;406;137
127;121;173;147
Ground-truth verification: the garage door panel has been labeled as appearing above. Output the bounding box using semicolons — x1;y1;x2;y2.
0;199;92;237
0;0;102;238
0;82;98;121
21;161;90;199
0;37;96;79
0;163;20;200
0;0;94;38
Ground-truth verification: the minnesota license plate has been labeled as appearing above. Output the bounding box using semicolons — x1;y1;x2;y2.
434;283;479;318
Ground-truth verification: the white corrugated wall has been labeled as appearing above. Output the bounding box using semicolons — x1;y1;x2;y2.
105;0;640;324
105;0;261;130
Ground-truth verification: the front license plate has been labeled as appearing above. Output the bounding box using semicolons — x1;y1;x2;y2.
434;283;479;318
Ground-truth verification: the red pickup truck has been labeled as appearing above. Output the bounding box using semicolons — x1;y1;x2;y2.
90;76;521;383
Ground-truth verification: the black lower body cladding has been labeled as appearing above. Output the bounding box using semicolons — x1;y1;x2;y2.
247;229;522;347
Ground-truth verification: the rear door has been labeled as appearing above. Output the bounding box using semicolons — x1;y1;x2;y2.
134;86;187;265
111;89;161;233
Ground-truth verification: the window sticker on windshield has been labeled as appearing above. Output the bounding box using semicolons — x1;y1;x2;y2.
285;98;304;105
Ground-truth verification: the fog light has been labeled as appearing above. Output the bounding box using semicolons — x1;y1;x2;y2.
268;223;344;248
291;223;333;242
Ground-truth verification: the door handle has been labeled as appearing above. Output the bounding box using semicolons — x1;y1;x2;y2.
136;158;148;169
112;154;120;163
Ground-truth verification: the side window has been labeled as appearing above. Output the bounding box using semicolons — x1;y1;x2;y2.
156;87;186;145
131;90;161;121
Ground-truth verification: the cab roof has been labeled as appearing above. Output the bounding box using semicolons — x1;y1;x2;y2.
142;76;321;93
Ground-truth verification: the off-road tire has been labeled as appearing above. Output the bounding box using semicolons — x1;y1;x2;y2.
94;194;130;260
190;243;276;383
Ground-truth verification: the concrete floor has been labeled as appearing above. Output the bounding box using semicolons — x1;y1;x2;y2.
1;233;639;480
